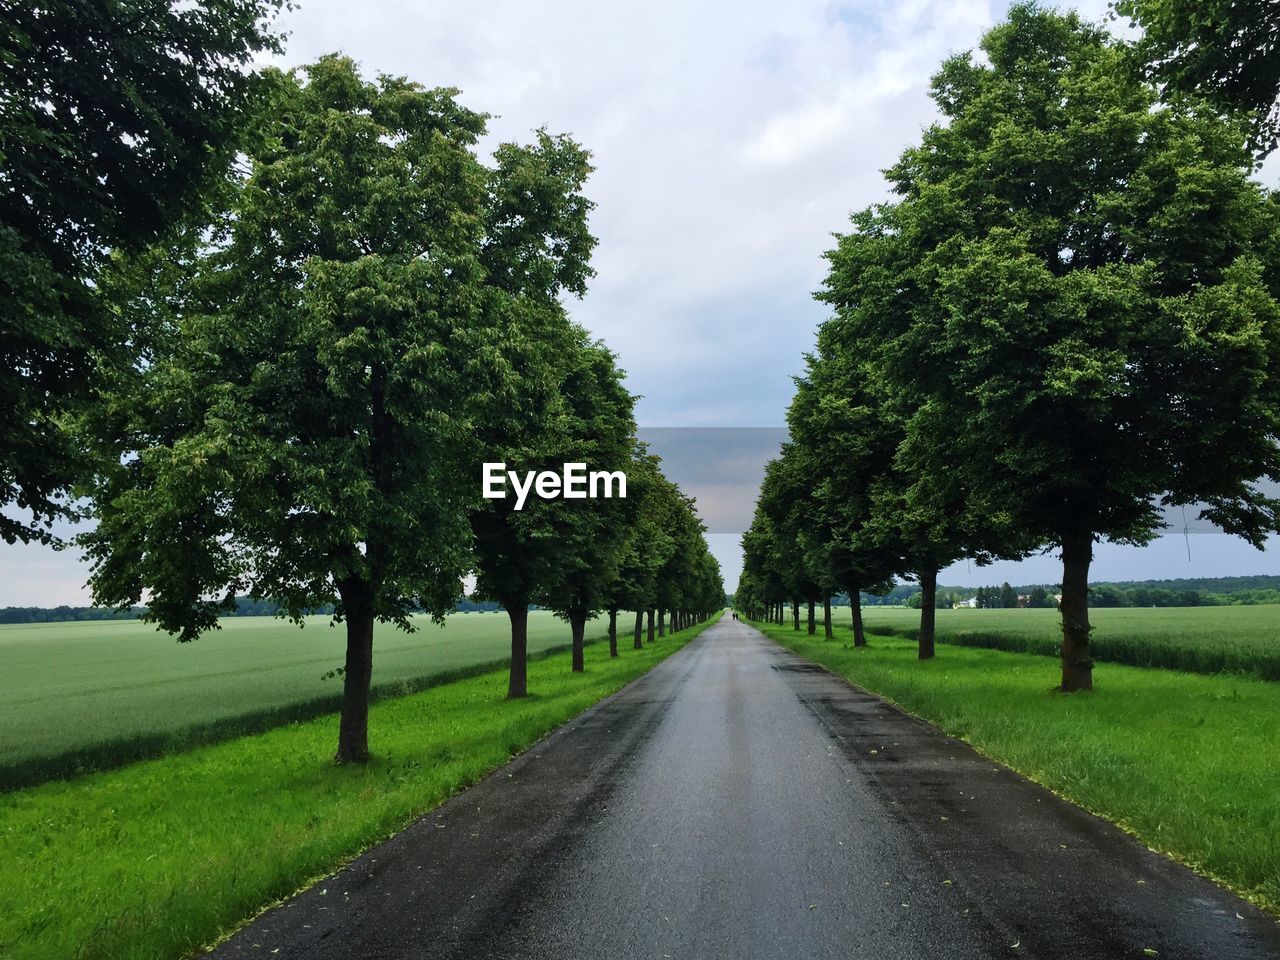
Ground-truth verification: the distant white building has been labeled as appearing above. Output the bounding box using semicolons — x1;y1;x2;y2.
953;597;978;609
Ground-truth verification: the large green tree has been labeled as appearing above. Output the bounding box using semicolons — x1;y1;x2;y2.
1;0;285;544
81;57;593;762
840;5;1280;690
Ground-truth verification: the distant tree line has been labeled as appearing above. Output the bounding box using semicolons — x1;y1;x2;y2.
0;606;144;625
737;5;1280;692
843;575;1280;611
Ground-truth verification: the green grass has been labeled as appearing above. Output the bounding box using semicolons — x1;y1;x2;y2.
834;604;1280;681
752;618;1280;916
0;609;612;787
0;616;713;960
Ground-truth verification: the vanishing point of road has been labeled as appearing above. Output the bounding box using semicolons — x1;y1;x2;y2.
209;616;1280;960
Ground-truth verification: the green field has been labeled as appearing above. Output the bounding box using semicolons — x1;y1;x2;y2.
829;604;1280;680
751;620;1280;918
0;610;611;786
0;616;713;960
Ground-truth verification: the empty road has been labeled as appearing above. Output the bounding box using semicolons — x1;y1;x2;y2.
209;616;1280;960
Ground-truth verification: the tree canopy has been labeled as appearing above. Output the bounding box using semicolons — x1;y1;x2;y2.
1;0;286;545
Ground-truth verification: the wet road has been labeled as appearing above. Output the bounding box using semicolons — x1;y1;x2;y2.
209;616;1280;960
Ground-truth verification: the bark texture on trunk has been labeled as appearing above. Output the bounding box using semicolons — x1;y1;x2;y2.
918;565;937;660
647;609;655;643
807;598;815;635
335;580;375;764
792;600;800;631
850;582;867;647
658;609;666;638
823;596;832;639
1059;529;1094;692
506;602;529;699
633;609;644;650
608;607;618;657
570;610;586;672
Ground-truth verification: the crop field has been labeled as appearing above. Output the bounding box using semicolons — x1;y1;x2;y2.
830;605;1280;681
0;610;611;786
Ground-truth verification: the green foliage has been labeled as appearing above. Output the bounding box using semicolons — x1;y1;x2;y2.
0;0;285;545
1115;0;1280;155
0;618;714;960
755;620;1280;917
863;3;1280;551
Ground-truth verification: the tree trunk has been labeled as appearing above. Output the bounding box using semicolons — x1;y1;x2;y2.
647;608;655;643
506;601;529;699
608;607;618;657
1059;529;1094;691
850;581;867;647
571;609;586;672
806;598;815;634
918;565;937;660
335;579;375;764
791;599;800;630
658;609;666;637
633;609;644;650
823;596;832;639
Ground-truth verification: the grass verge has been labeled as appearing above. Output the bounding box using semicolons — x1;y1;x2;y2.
751;619;1280;917
0;618;714;960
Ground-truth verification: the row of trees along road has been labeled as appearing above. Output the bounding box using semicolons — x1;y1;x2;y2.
737;2;1280;692
2;6;722;763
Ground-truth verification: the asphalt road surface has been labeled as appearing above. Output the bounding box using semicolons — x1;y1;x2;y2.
208;616;1280;960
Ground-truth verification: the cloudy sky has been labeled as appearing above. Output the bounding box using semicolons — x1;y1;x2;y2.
4;0;1279;604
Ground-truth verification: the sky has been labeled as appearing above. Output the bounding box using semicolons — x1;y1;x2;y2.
3;0;1280;605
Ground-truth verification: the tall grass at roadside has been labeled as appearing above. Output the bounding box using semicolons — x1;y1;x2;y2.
837;605;1280;681
753;619;1280;916
0;618;713;960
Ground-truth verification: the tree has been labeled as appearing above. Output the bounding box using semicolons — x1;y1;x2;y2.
610;450;683;651
534;338;638;673
818;201;1029;659
788;341;900;647
654;488;711;634
1027;585;1052;608
1;0;286;545
999;582;1019;609
756;444;823;633
81;57;587;762
875;5;1280;689
464;125;602;698
1116;0;1280;155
